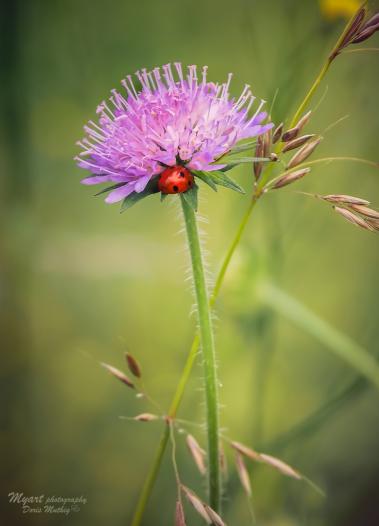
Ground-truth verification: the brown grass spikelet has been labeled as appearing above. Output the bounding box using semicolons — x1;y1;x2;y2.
282;134;315;153
271;167;311;189
258;453;302;480
134;413;159;422
349;204;379;219
186;434;206;475
286;137;322;169
125;352;142;378
175;500;187;526
100;362;134;388
235;453;252;496
321;194;370;206
230;441;260;461
333;206;374;231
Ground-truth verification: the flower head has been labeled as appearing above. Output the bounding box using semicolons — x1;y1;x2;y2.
76;63;272;204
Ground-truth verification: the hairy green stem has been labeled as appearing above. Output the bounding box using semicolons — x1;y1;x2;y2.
180;195;221;511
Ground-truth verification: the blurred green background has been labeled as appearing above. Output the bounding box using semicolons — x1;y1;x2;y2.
1;1;379;525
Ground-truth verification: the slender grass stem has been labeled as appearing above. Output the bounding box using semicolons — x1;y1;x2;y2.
180;195;221;511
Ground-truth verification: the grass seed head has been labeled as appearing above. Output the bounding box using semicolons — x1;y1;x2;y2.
175;500;187;526
258;453;302;480
134;413;159;422
349;204;379;219
100;362;134;388
322;194;370;205
235;453;252;496
272;167;311;189
272;122;284;144
282;134;315;153
125;352;142;378
334;206;374;231
286;137;322;169
186;434;206;475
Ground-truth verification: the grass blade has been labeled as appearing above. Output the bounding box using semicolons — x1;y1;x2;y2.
258;280;379;391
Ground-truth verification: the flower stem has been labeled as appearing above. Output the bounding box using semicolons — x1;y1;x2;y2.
180;194;221;511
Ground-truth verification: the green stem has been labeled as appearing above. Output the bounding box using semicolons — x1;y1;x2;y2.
290;60;331;129
180;195;221;511
130;198;257;525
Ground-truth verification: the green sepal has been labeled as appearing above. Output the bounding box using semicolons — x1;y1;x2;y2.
120;177;159;212
207;170;245;194
160;193;168;202
192;170;218;191
181;183;198;211
219;156;270;171
94;182;126;197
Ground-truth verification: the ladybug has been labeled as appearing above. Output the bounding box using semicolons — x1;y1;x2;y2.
158;165;194;194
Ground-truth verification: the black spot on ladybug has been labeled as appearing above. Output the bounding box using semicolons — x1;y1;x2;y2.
173;185;179;192
179;172;185;178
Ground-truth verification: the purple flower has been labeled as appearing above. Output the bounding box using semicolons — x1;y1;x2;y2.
75;63;273;203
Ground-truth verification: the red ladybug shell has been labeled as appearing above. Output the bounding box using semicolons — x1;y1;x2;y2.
158;166;194;194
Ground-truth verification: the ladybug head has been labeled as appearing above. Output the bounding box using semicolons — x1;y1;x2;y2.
158;165;194;194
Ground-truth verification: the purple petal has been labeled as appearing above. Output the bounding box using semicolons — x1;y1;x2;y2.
105;184;135;204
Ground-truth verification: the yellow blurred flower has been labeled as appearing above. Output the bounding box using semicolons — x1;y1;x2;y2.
319;0;362;20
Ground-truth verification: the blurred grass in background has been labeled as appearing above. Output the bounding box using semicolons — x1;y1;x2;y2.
1;1;379;525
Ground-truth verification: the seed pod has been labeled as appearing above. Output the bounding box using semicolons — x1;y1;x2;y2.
281;127;299;142
125;352;141;378
175;500;187;526
101;362;134;388
286;137;322;169
134;413;159;422
271;167;311;189
186;435;206;475
339;6;366;48
235;453;252;496
230;441;260;461
263;129;271;157
329;6;366;59
334;206;374;231
125;352;142;378
295;110;312;132
181;486;211;524
349;204;379;219
272;122;283;144
203;505;226;526
321;194;370;206
282;134;315;153
352;22;379;43
363;12;379;30
254;136;264;180
258;453;302;480
366;218;379;231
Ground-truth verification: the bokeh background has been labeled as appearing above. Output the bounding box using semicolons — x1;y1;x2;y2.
1;1;379;525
